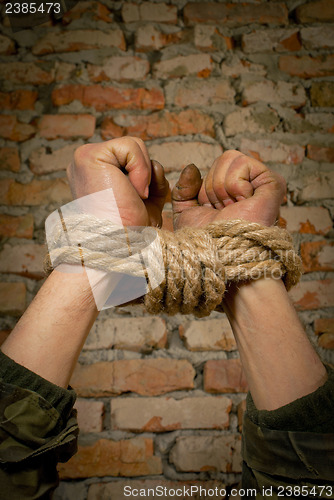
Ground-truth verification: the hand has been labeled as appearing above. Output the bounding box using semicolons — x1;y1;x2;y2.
172;150;286;230
67;137;169;227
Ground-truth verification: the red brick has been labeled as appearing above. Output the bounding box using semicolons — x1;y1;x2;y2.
0;148;20;172
0;178;71;206
314;318;334;336
87;56;149;82
0;34;15;54
282;110;334;135
170;435;242;473
38;114;95;139
318;333;334;349
111;396;231;432
88;481;228;500
179;318;236;351
204;359;248;393
0;330;11;347
0;282;26;316
147;141;223;173
135;25;183;51
84;317;167;352
52;84;164;110
224;106;279;137
289;279;334;310
0;115;36;142
221;58;266;78
32;29;125;55
62;1;113;24
153;54;212;79
0;62;54;84
0;243;45;279
240;138;305;165
311;82;334;107
58;437;162;479
307;145;334;163
237;399;246;432
122;2;177;23
242;28;301;53
99;120;123;140
102;110;215;141
0;214;34;239
74;399;104;433
279;55;334;79
184;2;288;26
54;61;76;82
301;26;334;50
300;241;334;273
278;207;333;236
0;90;38;110
242;80;306;108
168;78;235;107
301;113;334;134
194;25;232;52
297;171;334;201
29;144;79;175
71;359;195;397
295;0;334;23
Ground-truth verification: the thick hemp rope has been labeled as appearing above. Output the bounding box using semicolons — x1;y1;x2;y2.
44;216;303;318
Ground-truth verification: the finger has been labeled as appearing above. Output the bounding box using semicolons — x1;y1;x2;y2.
172;164;202;219
147;160;169;212
108;137;151;199
143;160;169;228
203;158;227;208
202;160;220;207
224;154;269;202
127;136;151;171
199;150;243;207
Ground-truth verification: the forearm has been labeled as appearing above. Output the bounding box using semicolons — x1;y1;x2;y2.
223;277;327;411
1;269;99;388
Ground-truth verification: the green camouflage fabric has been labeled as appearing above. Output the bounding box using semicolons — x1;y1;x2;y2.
242;413;334;499
0;365;333;499
0;379;78;499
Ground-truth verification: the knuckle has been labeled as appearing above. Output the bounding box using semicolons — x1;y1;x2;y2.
73;143;94;165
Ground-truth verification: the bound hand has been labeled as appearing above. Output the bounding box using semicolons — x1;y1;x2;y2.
67;137;169;227
172;150;286;230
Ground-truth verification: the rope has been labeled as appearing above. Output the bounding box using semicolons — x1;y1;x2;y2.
44;216;303;317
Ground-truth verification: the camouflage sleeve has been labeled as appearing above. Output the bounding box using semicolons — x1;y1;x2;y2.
0;352;79;499
241;364;334;498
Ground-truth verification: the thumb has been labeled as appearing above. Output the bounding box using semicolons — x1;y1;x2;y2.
172;163;202;203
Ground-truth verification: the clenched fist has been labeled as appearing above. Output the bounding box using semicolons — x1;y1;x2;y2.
67;137;169;228
172;150;286;230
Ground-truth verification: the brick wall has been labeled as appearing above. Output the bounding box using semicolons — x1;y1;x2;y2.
0;0;333;497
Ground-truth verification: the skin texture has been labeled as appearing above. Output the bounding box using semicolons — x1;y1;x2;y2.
1;142;327;408
1;138;169;387
172;150;327;410
172;150;286;229
67;137;169;227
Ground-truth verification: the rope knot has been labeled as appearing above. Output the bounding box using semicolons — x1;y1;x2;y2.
45;215;303;318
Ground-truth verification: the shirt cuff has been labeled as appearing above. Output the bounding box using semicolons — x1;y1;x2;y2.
0;350;76;419
246;363;334;433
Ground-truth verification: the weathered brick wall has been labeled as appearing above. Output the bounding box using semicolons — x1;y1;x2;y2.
0;0;333;497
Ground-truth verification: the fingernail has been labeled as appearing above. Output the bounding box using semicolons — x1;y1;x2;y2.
144;186;149;198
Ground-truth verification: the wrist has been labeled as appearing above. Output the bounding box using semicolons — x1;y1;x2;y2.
223;276;286;312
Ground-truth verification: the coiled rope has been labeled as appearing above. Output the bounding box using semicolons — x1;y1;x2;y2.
45;216;303;318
